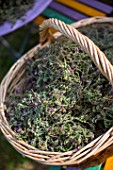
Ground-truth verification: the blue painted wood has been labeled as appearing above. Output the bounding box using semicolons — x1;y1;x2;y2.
77;0;113;14
84;164;102;170
49;166;61;170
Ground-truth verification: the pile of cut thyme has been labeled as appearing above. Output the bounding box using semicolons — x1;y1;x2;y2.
5;24;113;152
0;0;34;25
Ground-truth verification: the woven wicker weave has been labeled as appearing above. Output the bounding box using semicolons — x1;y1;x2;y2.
0;17;113;168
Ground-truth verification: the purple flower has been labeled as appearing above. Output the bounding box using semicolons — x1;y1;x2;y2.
109;88;113;94
110;104;113;108
74;47;79;52
15;88;20;93
10;113;14;117
34;103;38;107
49;108;52;113
17;128;21;133
71;66;75;70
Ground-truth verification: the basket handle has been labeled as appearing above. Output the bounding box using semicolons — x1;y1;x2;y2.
40;18;113;86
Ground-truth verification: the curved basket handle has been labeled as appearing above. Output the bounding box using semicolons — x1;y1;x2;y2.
40;18;113;86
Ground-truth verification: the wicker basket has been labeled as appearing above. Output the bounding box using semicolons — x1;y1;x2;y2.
0;16;113;168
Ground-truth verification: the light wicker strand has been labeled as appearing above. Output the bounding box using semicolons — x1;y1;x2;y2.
40;18;113;86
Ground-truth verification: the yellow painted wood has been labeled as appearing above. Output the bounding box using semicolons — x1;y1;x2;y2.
104;156;113;170
34;16;46;25
34;16;56;33
56;0;106;17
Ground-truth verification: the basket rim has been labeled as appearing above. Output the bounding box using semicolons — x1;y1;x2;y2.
0;16;113;167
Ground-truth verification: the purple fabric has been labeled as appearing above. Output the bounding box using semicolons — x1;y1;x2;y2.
66;167;81;170
49;1;87;21
0;0;52;36
77;0;113;13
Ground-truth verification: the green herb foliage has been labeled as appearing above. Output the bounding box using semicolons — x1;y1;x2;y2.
5;24;113;152
0;0;34;24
